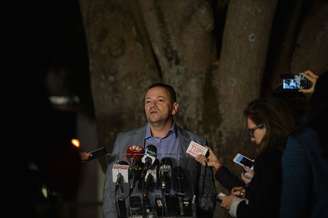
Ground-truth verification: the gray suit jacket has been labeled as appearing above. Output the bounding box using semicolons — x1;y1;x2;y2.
103;124;216;218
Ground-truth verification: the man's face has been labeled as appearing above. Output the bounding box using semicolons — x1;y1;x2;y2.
144;86;178;125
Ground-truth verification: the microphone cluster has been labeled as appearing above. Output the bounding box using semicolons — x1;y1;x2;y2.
112;144;194;218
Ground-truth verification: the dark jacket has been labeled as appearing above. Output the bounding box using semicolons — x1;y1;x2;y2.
280;128;328;218
216;149;283;218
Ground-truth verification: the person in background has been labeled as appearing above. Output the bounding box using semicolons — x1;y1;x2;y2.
196;97;296;218
280;71;328;218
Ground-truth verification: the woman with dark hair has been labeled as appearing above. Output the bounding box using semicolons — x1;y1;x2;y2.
280;71;328;218
196;97;296;218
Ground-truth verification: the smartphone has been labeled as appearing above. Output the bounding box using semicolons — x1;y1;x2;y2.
281;73;311;90
233;153;254;169
282;78;300;90
89;146;107;160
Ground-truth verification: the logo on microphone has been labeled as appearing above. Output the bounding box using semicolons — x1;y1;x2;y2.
112;163;129;183
142;144;157;167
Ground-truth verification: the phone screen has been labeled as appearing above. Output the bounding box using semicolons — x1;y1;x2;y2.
282;79;300;90
235;154;254;168
239;157;253;168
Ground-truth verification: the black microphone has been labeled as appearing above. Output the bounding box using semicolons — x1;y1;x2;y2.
173;166;193;216
175;166;185;196
141;144;157;169
129;194;143;216
159;157;173;193
143;164;158;191
141;144;158;192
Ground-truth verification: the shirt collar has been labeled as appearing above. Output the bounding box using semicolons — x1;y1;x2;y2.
145;122;177;140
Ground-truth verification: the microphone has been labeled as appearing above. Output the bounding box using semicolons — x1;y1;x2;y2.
173;166;193;216
144;168;157;191
112;160;129;193
159;157;173;193
141;144;157;169
126;145;144;163
113;161;129;218
175;166;185;195
141;144;158;192
126;145;144;192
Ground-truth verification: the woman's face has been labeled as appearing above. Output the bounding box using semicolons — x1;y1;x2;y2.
247;117;266;145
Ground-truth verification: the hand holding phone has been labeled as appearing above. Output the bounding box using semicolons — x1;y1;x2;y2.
298;70;319;94
241;167;254;184
281;73;312;91
233;153;254;169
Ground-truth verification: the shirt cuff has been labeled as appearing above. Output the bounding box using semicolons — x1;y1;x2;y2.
229;197;247;217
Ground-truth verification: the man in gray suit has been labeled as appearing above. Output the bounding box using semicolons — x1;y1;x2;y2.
103;83;216;218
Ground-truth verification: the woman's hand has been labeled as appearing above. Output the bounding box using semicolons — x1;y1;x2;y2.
220;194;235;210
241;166;254;185
299;70;319;94
231;186;246;198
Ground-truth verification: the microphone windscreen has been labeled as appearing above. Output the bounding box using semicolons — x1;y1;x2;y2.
159;157;173;193
112;161;129;184
142;144;157;166
126;145;144;161
145;144;157;157
159;157;173;176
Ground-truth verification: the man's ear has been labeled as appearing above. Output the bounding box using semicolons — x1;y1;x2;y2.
171;102;179;115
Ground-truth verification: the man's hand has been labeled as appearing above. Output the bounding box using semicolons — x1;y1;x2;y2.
195;148;222;171
80;151;92;161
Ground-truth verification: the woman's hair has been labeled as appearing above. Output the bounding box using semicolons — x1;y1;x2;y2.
244;97;296;153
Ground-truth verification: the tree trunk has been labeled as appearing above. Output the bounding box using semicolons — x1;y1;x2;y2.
213;1;278;216
263;0;305;93
79;0;160;161
138;0;216;134
77;1;328;217
215;0;278;161
291;0;328;74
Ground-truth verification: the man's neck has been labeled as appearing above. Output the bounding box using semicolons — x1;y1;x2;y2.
150;120;174;138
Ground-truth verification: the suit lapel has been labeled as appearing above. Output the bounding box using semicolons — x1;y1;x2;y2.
129;126;146;146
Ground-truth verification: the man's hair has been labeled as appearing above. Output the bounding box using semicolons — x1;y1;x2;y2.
244;97;296;153
147;82;177;102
